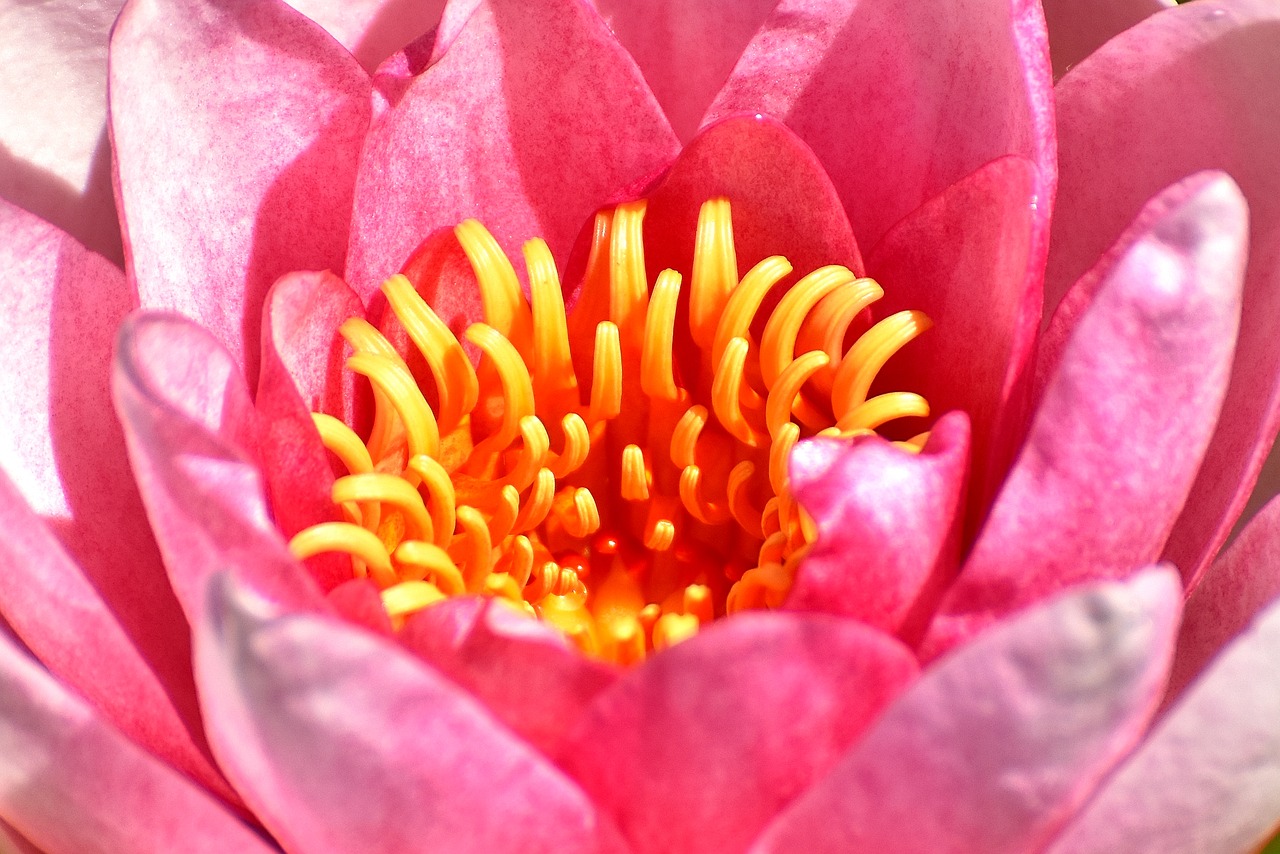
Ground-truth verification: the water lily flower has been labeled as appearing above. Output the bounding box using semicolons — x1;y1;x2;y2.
1;0;1280;851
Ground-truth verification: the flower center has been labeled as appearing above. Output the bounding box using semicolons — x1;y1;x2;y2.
288;198;931;663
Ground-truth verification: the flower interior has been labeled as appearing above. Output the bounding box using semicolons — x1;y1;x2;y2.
289;198;932;664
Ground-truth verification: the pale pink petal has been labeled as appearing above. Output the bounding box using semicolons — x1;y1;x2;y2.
866;155;1041;522
0;200;228;796
753;570;1182;854
559;613;918;854
589;0;777;142
1049;0;1280;584
284;0;445;71
110;0;372;381
196;574;625;854
1049;580;1280;854
1040;0;1173;78
785;413;969;643
400;598;618;756
0;0;123;262
1165;495;1280;703
345;0;679;302
706;0;1055;252
925;174;1245;654
0;628;273;854
113;313;325;622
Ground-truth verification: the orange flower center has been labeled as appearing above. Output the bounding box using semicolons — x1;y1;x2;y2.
288;198;931;664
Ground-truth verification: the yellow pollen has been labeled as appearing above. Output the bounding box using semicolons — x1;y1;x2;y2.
289;199;932;664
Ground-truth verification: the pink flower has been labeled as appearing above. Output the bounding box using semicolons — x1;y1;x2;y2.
2;0;1280;851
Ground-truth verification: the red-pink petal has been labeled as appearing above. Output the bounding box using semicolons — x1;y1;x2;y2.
559;613;918;854
588;0;776;142
0;628;272;854
1040;0;1173;78
707;0;1056;252
753;570;1182;854
925;173;1245;654
110;0;372;382
1049;0;1280;584
400;598;618;756
113;313;325;622
1048;578;1280;854
785;413;969;643
285;0;444;71
865;155;1041;524
345;0;679;303
195;574;625;854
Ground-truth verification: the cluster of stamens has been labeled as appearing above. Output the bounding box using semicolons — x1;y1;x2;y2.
288;198;931;664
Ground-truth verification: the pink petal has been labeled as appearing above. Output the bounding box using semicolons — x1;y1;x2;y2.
925;173;1246;654
558;612;918;854
113;313;325;622
1040;0;1173;78
588;0;776;142
0;628;272;854
345;0;679;303
285;0;444;71
1165;495;1280;703
196;573;625;854
1048;578;1280;854
1049;0;1280;584
706;0;1056;252
865;155;1041;524
0;200;229;797
0;0;123;262
109;0;372;382
753;569;1183;854
256;271;365;592
785;412;969;643
400;598;618;756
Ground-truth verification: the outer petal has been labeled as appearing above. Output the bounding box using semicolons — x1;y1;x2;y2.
110;0;372;381
0;628;272;854
196;574;625;854
0;200;225;795
285;0;444;71
706;0;1055;252
1048;580;1280;854
113;313;325;623
1165;495;1280;703
1040;0;1173;78
925;174;1245;654
1049;0;1280;582
400;598;618;756
785;413;969;643
345;0;679;303
0;0;123;262
588;0;777;142
559;613;918;854
866;155;1040;522
753;570;1182;854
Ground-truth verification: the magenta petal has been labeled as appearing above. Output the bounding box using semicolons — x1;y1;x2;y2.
400;598;618;756
753;570;1182;854
285;0;444;71
1040;0;1172;78
110;0;372;381
1050;0;1280;583
559;613;918;854
589;0;776;142
786;412;969;643
196;574;625;854
345;0;679;301
0;628;272;854
925;173;1245;654
866;155;1040;522
707;0;1056;251
113;313;325;622
1049;578;1280;854
1165;495;1280;703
